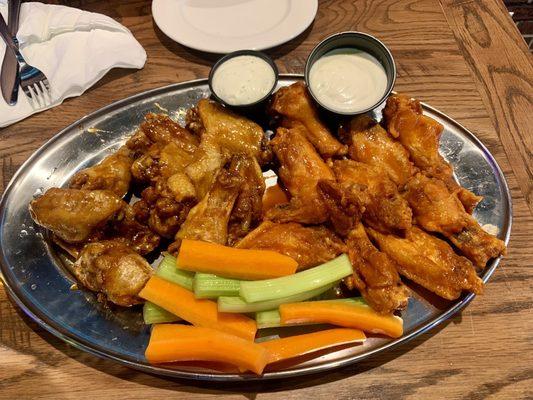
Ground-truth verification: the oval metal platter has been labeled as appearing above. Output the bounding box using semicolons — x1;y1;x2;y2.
0;75;512;381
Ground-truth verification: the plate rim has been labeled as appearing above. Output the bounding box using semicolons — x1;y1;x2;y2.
151;0;318;54
0;74;513;381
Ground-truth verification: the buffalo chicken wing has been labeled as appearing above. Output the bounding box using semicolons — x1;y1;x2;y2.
236;221;344;270
383;94;481;212
341;115;416;187
332;159;412;233
404;173;506;268
265;125;335;224
345;224;410;314
367;226;484;300
270;82;347;157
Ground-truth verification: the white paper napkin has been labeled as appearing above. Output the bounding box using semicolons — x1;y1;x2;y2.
0;1;147;127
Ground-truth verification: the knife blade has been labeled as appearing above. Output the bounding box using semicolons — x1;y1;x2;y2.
1;0;21;105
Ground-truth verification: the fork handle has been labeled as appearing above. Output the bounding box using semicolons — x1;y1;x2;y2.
0;12;18;50
8;0;22;37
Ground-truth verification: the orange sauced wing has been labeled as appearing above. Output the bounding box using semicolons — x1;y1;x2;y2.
383;94;481;212
367;226;484;300
265;125;335;224
270;81;347;157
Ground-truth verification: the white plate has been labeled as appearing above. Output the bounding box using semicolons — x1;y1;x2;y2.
152;0;318;53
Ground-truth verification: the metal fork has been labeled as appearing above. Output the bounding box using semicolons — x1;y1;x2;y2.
0;12;50;104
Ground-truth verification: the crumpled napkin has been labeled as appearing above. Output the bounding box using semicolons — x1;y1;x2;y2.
0;1;147;127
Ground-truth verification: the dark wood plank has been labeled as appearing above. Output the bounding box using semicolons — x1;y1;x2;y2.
440;0;533;213
1;0;532;399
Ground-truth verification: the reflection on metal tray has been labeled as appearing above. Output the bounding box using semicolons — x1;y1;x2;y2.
0;75;512;381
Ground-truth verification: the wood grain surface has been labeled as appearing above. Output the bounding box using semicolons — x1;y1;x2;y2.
1;0;532;399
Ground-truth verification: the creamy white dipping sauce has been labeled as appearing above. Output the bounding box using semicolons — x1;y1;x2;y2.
212;55;276;105
309;48;388;113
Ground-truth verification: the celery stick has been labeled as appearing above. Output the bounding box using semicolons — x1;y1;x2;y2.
193;273;240;299
322;297;366;306
255;298;366;329
143;301;181;324
239;254;352;303
255;309;283;329
156;254;194;290
218;283;334;313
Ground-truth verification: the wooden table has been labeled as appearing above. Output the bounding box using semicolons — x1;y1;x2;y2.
1;1;532;398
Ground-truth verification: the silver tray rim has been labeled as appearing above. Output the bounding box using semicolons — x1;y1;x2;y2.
0;74;512;381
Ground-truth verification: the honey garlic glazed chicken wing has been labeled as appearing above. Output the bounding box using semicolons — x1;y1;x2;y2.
131;141;197;184
185;99;267;198
69;147;133;198
127;113;198;185
227;155;266;246
29;188;123;243
73;240;153;307
126;113;199;157
132;176;197;239
269;81;347;157
110;203;161;255
175;165;243;245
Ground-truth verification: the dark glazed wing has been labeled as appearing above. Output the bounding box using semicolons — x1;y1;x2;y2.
127;113;198;187
383;94;481;212
185;99;266;198
236;221;345;270
29;188;123;243
132;176;197;239
176;166;243;244
125;113;201;239
227;155;266;246
131;141;197;184
265;125;335;224
110;203;161;255
70;147;133;198
345;224;410;314
367;226;484;300
73;240;153;306
270;82;347;157
126;113;199;156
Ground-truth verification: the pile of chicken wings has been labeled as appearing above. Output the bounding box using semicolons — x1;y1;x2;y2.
29;82;506;313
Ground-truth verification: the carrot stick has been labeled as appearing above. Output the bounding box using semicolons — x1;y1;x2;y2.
279;300;403;338
176;239;298;280
262;183;289;213
139;276;256;341
145;324;268;375
259;328;366;364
